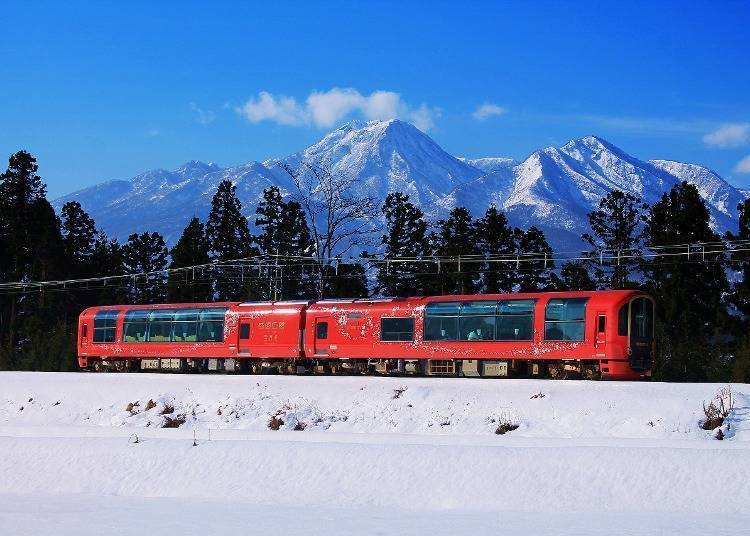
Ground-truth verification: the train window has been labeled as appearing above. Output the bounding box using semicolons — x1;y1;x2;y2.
425;302;460;316
496;300;535;341
93;310;118;343
146;309;175;342
197;308;225;342
381;318;415;341
630;298;653;338
598;315;606;333
544;298;588;341
240;324;250;340
316;321;328;340
618;304;629;336
424;302;460;341
460;301;497;315
122;310;149;342
173;309;199;342
459;315;495;341
424;316;458;341
122;307;226;343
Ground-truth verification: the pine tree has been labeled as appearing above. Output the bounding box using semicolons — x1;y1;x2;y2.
431;207;479;294
89;232;126;305
167;217;213;302
516;226;555;292
378;193;430;297
582;190;647;288
255;187;316;299
0;151;66;369
557;260;596;291
255;186;285;255
122;232;168;304
323;258;369;298
475;205;516;293
60;201;97;277
206;180;258;300
643;181;729;381
275;200;316;299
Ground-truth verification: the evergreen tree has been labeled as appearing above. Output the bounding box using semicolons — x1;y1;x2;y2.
254;186;285;255
377;193;430;297
60;201;97;274
432;207;479;294
582;190;647;288
0;151;66;369
557;260;596;291
728;198;750;317
206;180;258;300
275;200;316;299
122;232;168;304
88;232;126;305
643;181;729;381
255;187;316;299
323;258;369;298
167;217;213;302
516;226;555;292
475;205;516;293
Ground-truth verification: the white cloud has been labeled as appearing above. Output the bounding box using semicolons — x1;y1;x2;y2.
236;91;308;126
703;122;750;147
236;88;439;131
190;102;216;125
735;155;750;174
472;103;507;121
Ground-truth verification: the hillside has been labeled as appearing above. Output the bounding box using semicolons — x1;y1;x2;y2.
53;121;746;251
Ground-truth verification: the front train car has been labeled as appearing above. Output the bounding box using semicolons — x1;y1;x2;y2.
302;290;654;379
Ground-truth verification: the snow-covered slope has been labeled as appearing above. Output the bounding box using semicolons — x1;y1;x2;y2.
1;372;748;535
53;124;745;251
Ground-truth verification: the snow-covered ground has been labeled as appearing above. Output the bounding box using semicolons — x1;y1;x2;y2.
0;372;748;535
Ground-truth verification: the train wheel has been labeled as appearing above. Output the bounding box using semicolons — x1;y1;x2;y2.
92;359;104;373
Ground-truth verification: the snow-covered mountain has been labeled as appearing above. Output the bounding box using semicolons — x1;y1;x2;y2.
54;120;746;251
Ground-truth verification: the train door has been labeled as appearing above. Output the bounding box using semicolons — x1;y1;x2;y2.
238;320;251;355
313;317;330;356
594;313;606;353
628;297;654;370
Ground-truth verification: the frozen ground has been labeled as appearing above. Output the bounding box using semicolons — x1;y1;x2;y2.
0;372;748;535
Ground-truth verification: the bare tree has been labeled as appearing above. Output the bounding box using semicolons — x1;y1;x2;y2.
277;161;380;262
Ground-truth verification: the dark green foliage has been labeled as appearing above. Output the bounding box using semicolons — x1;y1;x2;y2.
0;151;70;370
255;187;316;299
61;201;97;274
432;207;479;294
515;226;554;292
206;180;258;300
582;190;647;289
168;217;213;303
323;258;369;299
557;260;596;291
378;193;430;297
643;181;729;381
475;205;516;293
122;232;168;304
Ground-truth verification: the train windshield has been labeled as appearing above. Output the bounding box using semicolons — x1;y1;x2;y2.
630;297;654;339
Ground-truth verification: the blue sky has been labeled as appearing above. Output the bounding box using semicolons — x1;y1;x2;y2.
1;1;749;198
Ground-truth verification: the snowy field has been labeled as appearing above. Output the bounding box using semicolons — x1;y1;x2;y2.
0;372;748;535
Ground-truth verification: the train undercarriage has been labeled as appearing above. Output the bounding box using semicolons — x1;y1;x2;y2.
85;356;607;380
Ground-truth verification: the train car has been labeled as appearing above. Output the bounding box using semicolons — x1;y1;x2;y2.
302;290;653;380
78;290;654;380
77;301;307;373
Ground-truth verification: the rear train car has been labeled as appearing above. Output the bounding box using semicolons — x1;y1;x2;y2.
78;290;654;380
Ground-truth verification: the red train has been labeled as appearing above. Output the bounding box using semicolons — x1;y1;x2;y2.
77;290;655;380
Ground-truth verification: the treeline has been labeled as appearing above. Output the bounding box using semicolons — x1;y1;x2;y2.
1;150;750;382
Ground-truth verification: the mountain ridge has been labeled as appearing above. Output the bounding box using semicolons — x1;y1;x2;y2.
53;120;745;251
